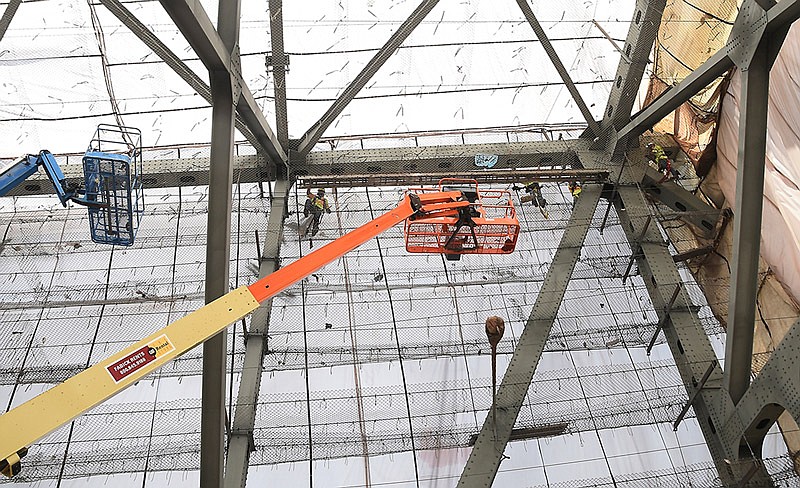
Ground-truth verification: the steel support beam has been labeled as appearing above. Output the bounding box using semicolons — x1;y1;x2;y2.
619;0;800;142
298;139;587;175
224;179;289;488
640;165;721;237
202;70;235;488
614;185;769;486
98;0;259;149
158;0;287;166
295;0;441;155
298;168;608;189
515;0;600;136
457;185;602;487
0;0;21;43
724;49;770;405
2;139;587;195
267;0;289;148
200;1;241;486
723;0;791;406
599;0;666;137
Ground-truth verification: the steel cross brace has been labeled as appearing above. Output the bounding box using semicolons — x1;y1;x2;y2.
98;0;259;151
295;0;441;155
456;185;602;488
614;186;772;486
158;0;287;166
224;180;289;488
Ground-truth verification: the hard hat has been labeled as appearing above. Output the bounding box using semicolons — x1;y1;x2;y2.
646;142;655;148
317;188;325;195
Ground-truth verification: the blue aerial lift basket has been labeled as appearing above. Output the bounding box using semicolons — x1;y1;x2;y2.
82;124;144;246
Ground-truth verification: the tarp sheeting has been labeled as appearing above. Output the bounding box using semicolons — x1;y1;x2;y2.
714;22;800;311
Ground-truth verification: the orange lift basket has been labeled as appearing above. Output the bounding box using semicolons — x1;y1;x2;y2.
404;178;520;258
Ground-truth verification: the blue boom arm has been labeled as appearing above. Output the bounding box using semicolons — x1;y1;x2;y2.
0;150;76;206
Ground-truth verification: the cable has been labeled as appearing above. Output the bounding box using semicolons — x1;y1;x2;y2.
365;186;421;488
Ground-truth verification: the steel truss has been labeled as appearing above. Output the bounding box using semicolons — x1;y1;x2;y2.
2;0;799;486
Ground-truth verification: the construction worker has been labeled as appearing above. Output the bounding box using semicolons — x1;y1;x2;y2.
302;188;331;237
646;142;672;176
513;181;548;218
568;181;582;205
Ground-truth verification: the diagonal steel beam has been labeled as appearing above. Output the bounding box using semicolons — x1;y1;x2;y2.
158;0;287;165
98;0;259;149
224;179;289;488
515;0;600;136
614;185;770;486
619;0;800;142
599;0;666;135
619;49;731;141
0;0;21;43
457;185;601;487
295;0;441;155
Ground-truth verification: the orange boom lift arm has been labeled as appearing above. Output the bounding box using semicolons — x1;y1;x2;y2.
0;181;519;477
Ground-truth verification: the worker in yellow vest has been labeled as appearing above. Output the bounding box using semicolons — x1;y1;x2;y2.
568;181;582;201
302;188;331;237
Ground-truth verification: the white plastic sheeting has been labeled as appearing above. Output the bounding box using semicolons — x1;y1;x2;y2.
715;23;800;306
1;0;633;156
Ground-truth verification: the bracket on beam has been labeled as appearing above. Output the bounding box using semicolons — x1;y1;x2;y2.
646;283;682;355
229;428;256;453
622;215;652;283
674;359;720;431
266;52;290;72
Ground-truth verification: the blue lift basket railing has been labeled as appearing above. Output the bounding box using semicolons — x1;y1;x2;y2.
0;124;144;246
82;124;144;246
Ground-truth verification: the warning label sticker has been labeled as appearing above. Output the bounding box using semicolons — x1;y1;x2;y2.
106;334;176;383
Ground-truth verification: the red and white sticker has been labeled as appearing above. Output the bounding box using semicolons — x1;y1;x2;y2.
106;334;176;383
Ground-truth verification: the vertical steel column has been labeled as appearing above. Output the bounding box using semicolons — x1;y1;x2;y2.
268;0;289;148
723;42;770;405
457;186;601;488
202;69;236;488
202;1;241;487
224;180;289;488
